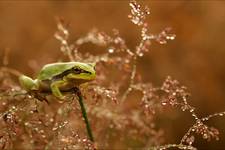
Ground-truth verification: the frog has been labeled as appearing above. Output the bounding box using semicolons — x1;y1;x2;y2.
19;62;96;99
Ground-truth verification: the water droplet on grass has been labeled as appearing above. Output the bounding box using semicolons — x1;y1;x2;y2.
108;48;114;53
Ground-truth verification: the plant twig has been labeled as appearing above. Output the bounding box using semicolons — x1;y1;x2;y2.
75;87;94;142
0;67;22;77
121;56;137;103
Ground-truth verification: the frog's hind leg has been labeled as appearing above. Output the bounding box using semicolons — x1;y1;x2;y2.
19;75;38;91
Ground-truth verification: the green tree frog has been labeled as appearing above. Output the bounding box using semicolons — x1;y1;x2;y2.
19;62;96;99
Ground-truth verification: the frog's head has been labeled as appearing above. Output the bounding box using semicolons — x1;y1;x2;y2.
67;62;96;82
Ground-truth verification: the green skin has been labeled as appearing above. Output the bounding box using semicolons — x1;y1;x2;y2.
19;62;96;99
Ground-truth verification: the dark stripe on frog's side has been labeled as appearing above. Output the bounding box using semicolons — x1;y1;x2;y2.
38;68;91;92
52;67;92;81
52;69;76;81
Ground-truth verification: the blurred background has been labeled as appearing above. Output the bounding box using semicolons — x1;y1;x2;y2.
0;1;225;149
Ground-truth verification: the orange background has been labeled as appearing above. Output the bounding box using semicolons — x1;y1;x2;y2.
0;1;225;149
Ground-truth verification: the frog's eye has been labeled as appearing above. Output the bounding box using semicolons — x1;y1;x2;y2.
73;68;81;74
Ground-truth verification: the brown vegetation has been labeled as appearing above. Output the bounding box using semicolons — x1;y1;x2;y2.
0;1;225;149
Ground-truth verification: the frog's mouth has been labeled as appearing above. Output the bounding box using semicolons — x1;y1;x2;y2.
69;73;96;81
71;78;93;85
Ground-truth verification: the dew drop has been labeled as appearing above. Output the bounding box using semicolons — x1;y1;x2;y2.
186;136;195;145
50;118;54;122
52;127;57;131
159;40;167;44
82;139;87;142
161;102;167;105
108;48;114;53
203;134;208;139
219;113;224;116
62;40;67;45
138;52;144;57
40;130;44;133
63;30;68;36
166;35;176;40
204;118;209;121
132;17;140;25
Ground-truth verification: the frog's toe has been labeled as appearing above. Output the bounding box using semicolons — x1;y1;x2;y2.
58;95;66;100
52;93;65;100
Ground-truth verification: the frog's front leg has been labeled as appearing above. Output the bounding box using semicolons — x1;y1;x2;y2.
50;80;68;99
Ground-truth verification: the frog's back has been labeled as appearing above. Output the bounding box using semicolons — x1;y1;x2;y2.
37;62;76;80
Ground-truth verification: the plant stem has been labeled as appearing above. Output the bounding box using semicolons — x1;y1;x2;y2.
75;88;94;142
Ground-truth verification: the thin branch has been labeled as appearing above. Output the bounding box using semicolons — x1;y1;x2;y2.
0;67;23;77
150;144;197;150
121;56;137;103
75;87;94;142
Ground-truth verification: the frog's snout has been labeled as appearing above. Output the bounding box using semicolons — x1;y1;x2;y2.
91;71;96;80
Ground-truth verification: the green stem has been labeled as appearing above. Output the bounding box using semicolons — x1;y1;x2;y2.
76;88;94;142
